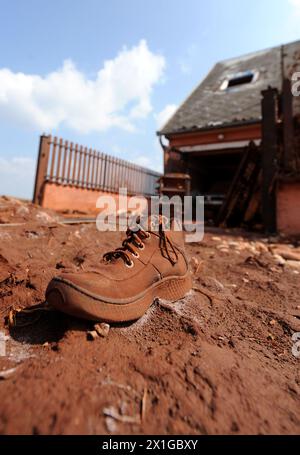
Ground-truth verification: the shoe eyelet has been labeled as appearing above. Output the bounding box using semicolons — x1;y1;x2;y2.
132;252;139;258
138;243;145;250
125;260;134;268
145;232;151;239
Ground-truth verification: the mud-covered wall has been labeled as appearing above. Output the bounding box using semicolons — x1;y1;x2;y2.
42;182;148;215
283;41;300;168
277;181;300;235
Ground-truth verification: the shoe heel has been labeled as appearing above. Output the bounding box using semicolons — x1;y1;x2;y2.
156;273;192;302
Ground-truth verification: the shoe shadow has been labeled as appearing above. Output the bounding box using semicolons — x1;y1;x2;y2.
7;303;136;346
7;305;90;346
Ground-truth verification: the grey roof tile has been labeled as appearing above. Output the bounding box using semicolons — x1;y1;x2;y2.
159;40;300;135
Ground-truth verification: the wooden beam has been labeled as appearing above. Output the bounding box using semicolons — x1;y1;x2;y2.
167;122;262;148
282;78;294;172
261;88;278;234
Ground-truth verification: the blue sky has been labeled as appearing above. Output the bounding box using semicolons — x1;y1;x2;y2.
0;0;299;199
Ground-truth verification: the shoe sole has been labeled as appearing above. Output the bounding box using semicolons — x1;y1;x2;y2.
46;271;193;322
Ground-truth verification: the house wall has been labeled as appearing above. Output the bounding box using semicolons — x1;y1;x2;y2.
277;181;300;235
165;123;261;173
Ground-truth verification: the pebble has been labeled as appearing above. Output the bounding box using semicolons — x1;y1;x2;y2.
273;254;286;266
87;330;99;341
190;256;201;275
94;323;110;338
285;260;300;270
0;367;19;380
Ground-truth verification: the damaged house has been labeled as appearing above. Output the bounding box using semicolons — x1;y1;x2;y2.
158;40;300;235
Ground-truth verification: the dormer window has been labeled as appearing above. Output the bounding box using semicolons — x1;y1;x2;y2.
220;70;258;91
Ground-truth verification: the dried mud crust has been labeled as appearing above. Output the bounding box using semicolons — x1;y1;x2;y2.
0;199;300;434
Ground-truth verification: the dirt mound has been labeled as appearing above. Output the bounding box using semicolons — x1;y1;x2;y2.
0;199;299;434
0;195;60;225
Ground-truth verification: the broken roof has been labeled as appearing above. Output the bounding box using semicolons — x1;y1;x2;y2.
159;40;300;136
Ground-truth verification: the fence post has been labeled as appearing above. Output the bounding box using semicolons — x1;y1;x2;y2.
33;134;51;205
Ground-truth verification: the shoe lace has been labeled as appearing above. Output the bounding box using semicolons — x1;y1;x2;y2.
103;218;179;267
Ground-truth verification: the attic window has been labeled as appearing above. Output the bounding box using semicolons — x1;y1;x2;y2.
220;70;258;90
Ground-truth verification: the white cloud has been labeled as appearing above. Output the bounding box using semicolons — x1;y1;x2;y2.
155;104;178;129
0;157;36;199
0;40;165;134
289;0;300;14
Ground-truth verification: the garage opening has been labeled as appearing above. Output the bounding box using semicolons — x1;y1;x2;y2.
185;144;261;226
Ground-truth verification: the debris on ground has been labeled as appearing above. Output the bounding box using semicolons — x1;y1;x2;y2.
0;367;19;380
103;405;141;424
94;323;110;338
0;197;299;435
87;330;99;341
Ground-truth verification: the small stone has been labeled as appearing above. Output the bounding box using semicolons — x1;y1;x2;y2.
285;260;300;270
269;266;280;273
0;367;18;380
267;333;275;341
228;241;239;247
269;319;276;326
228;339;235;348
87;330;99;341
212;236;221;241
255;242;269;254
94;322;110;338
273;254;286;266
242;277;249;283
272;247;300;262
217;247;229;253
74;230;81;239
190;256;201;275
16;205;29;216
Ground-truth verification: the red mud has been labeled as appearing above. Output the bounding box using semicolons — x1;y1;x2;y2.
0;197;299;435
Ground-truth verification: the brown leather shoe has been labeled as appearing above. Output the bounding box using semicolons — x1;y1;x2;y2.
46;219;192;322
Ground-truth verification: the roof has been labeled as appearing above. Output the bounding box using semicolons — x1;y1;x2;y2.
158;40;300;136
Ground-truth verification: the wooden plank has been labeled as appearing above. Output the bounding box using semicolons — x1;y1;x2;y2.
49;136;58;181
82;147;87;188
61;140;69;184
86;148;92;188
72;143;79;185
67;142;73;184
93;152;97;189
102;154;108;191
77;145;83;186
56;138;63;183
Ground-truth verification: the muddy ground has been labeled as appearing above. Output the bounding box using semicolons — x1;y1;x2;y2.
0;196;299;435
